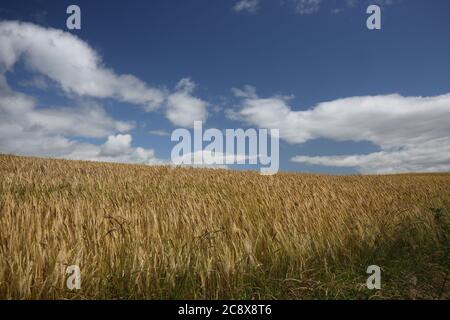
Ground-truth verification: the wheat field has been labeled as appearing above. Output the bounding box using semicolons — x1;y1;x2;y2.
0;154;449;299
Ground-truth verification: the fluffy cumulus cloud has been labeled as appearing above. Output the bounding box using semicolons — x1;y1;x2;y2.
0;75;158;164
69;134;158;165
100;134;133;157
166;78;208;128
233;0;260;13
0;21;210;165
0;21;166;110
0;21;207;125
230;87;450;173
0;21;167;164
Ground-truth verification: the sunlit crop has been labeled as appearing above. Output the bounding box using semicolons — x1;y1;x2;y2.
0;155;449;299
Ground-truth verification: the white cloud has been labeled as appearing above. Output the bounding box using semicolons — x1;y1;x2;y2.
233;0;398;16
0;21;210;129
171;149;259;169
340;0;399;13
0;77;159;164
230;88;450;173
231;85;258;99
0;21;166;110
233;0;260;13
0;21;213;166
0;78;131;139
172;149;254;165
293;0;322;15
100;134;132;157
149;129;170;137
67;134;159;165
292;139;450;173
62;141;159;165
26;103;133;138
166;78;208;128
344;0;400;9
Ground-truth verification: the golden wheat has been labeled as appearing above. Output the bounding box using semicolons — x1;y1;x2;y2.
0;154;449;299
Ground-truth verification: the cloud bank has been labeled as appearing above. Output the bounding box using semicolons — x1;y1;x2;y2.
0;21;210;165
230;87;450;173
0;21;165;110
166;78;208;128
0;20;207;125
0;74;158;164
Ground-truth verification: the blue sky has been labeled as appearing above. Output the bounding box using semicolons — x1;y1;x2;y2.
1;0;450;173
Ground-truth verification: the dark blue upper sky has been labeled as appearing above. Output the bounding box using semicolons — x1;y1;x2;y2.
1;0;450;173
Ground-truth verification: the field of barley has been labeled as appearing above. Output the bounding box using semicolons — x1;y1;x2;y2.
0;154;449;300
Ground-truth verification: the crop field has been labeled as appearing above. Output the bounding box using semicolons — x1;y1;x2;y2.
0;154;449;299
